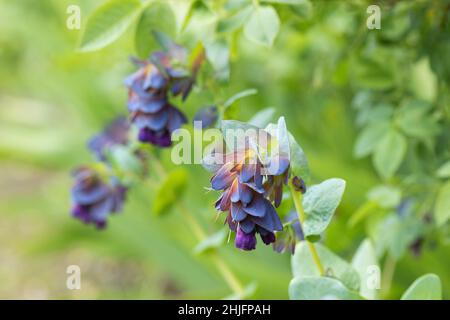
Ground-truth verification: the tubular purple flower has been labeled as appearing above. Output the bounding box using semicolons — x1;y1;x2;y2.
70;167;127;229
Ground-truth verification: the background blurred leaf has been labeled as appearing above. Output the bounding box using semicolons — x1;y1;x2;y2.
373;129;407;180
434;181;450;226
217;5;252;33
353;121;389;158
401;274;442;300
194;229;227;255
205;40;230;82
134;2;176;58
79;0;142;52
244;6;280;47
436;161;450;178
152;168;188;216
367;185;401;209
248;107;276;128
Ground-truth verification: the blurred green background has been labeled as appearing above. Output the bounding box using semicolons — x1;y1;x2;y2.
0;0;448;299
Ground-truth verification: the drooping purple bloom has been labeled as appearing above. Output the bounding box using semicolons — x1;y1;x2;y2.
70;167;127;229
194;106;218;129
88;116;130;161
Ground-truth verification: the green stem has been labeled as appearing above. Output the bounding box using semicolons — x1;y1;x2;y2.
289;183;326;276
146;153;245;295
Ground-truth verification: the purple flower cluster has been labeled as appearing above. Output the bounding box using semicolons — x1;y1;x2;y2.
71;167;127;229
125;48;198;147
211;150;290;250
88;116;129;161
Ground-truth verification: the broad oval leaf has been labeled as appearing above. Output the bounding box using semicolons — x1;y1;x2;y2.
244;6;280;47
289;276;362;300
373;129;407;180
367;185;401;209
435;181;450;226
353;121;390;158
217;5;253;33
134;2;176;58
302;178;346;241
292;241;360;291
79;0;143;52
152;168;188;216
351;239;379;300
401;274;442;300
248;107;276;128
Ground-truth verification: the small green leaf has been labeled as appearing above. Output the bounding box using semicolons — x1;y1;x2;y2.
289;276;362;300
108;145;142;175
302;178;346;241
410;57;438;103
367;185;401;209
134;2;176;58
205;40;230;82
217;5;253;33
288;133;310;183
223;89;258;110
351;239;379;300
401;274;442;300
79;0;142;52
436;161;450;178
396;100;440;140
194;229;228;255
373;129;407;179
152;168;188;216
289;0;313;19
167;0;193;33
244;6;280;47
261;0;306;4
353;121;390;158
248;108;276;128
435;181;450;226
292;242;360;291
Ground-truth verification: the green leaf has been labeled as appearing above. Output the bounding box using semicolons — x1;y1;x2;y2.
373;129;407;179
292;242;360;291
351;239;379;300
223;89;258;110
410;57;438;103
107;145;142;176
396;100;440;140
205;40;230;82
248;108;276;128
289;276;362;300
288;133;310;183
436;161;450;178
435;181;450;226
193;229;228;255
152;168;188;216
220;120;260;150
289;0;313;19
244;6;280;47
134;2;176;58
302;178;346;241
217;5;252;33
401;274;442;300
261;0;306;4
367;185;401;209
79;0;142;52
167;0;193;33
353;121;390;158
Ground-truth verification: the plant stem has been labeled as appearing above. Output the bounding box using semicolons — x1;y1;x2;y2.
381;254;397;298
147;153;245;295
289;184;326;276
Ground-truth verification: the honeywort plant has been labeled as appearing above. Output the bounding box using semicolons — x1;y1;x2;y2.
68;0;448;299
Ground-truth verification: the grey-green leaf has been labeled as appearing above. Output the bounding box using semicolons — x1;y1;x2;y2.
436;161;450;178
248;108;276;128
79;0;142;52
373;129;407;179
194;229;228;255
244;6;280;47
302;178;346;241
134;2;176;58
288;133;310;183
401;274;442;300
217;5;253;33
292;242;360;291
353;121;390;158
435;181;450;226
351;239;379;300
289;276;362;300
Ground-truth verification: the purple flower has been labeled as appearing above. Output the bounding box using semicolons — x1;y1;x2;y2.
125;53;191;148
193;106;218;129
70;167;127;229
88;116;130;161
211;150;286;251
